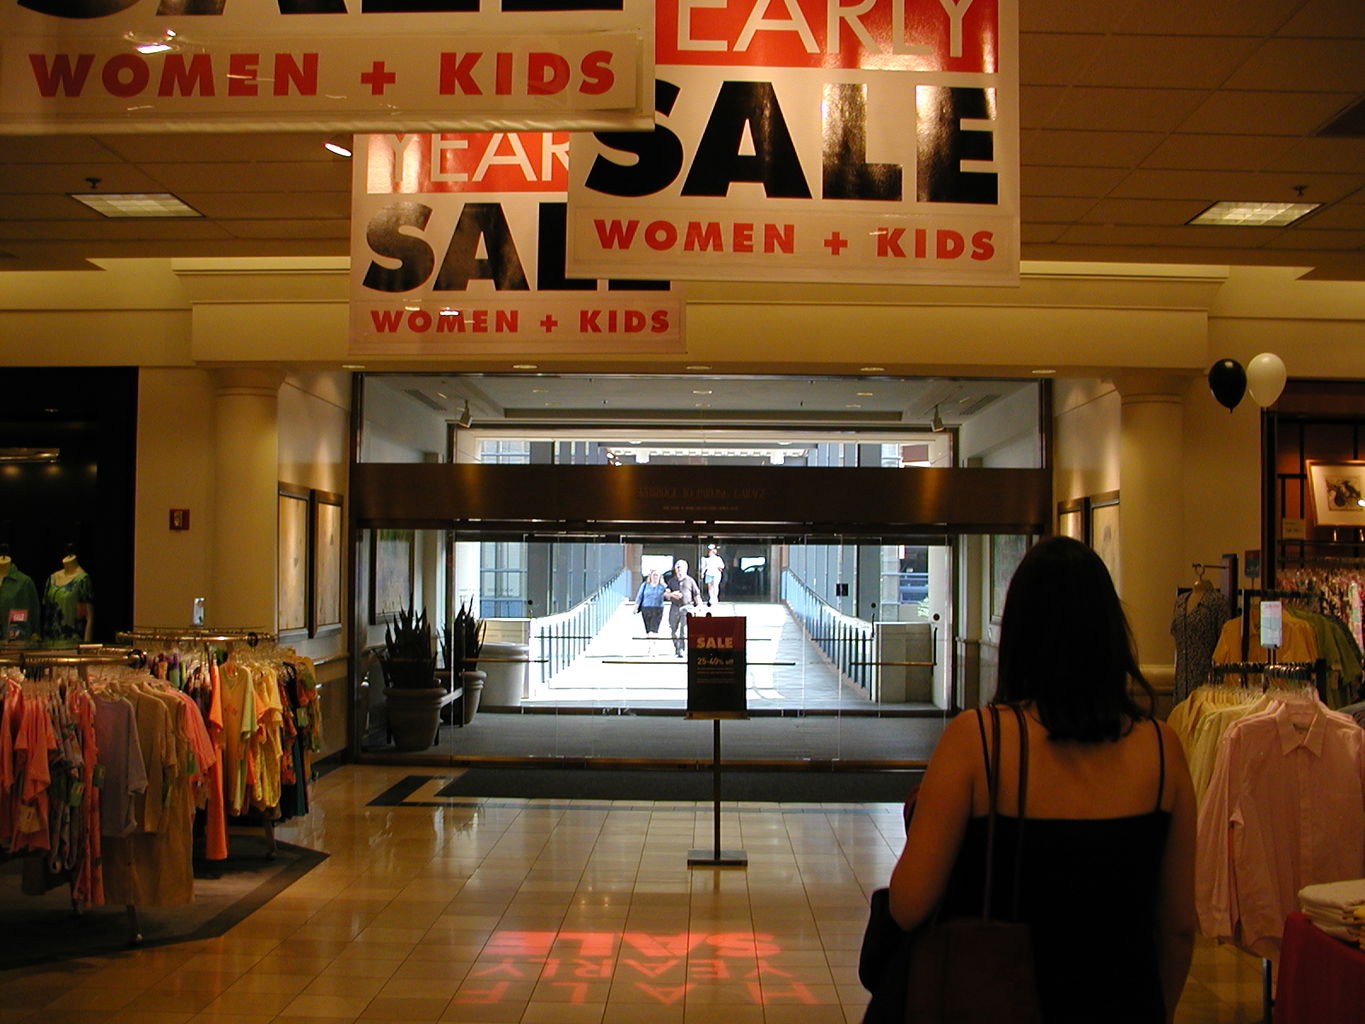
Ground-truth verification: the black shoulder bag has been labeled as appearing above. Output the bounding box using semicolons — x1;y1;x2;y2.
860;704;1043;1024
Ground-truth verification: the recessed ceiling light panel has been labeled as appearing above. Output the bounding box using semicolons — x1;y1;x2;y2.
1189;201;1320;227
69;192;202;218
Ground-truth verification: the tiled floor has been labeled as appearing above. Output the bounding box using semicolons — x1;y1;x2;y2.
0;764;1269;1023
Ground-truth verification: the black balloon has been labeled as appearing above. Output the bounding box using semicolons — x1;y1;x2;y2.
1207;359;1246;412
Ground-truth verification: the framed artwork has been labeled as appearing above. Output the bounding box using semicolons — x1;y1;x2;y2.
1306;461;1365;527
369;528;415;624
277;484;310;638
1057;497;1088;543
311;490;343;637
1089;491;1121;592
990;534;1029;622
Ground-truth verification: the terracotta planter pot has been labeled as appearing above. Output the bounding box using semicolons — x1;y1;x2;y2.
384;686;448;751
460;670;486;724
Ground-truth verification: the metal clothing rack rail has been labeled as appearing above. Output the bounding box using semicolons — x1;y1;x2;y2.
0;645;147;672
116;626;276;646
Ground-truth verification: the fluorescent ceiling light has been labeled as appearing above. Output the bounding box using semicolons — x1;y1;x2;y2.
70;192;202;218
1189;201;1320;227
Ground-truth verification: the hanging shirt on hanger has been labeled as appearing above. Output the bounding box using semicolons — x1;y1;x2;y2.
1172;588;1231;703
0;565;41;642
1196;697;1365;957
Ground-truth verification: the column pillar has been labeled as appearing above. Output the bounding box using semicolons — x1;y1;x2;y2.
210;367;285;628
1113;372;1188;675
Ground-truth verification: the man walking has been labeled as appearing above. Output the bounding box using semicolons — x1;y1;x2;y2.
664;559;702;657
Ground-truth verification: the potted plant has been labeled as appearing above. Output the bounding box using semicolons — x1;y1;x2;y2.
445;598;487;724
379;603;445;750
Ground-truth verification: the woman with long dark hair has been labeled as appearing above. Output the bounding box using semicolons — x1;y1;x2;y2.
887;536;1197;1023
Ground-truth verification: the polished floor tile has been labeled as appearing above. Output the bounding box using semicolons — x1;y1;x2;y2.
0;763;1271;1024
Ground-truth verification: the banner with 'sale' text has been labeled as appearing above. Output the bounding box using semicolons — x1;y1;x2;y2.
1;0;654;134
566;0;1018;286
350;131;685;356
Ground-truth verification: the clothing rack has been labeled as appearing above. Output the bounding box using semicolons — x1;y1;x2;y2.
1209;660;1326;691
1;655;159;945
116;627;307;861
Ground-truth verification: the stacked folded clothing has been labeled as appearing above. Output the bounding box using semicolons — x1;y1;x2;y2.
1298;879;1365;945
1348;905;1365;949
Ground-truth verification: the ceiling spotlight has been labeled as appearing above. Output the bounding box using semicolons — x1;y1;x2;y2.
323;136;353;158
931;405;945;432
456;400;472;428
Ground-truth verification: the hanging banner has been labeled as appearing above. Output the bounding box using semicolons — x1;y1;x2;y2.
566;0;1018;285
350;131;685;355
0;1;654;134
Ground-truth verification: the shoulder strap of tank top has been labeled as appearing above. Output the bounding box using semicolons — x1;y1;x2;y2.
1152;718;1166;812
975;707;991;787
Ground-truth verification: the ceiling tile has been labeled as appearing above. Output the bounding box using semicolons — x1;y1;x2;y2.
1111;167;1364;203
1223;38;1365;92
1178;90;1359;135
220;220;351;240
94;132;349;164
1074;35;1263;90
140;161;351;194
1142;133;1298;171
180;191;351;219
1021;0;1142;34
1019;34;1105;87
1078;198;1213;225
1267;136;1365;174
0;162;165;194
1113;0;1308;36
1022;129;1165;167
1019;195;1103;222
1044;87;1208;133
1020;164;1131;198
1280;0;1365;37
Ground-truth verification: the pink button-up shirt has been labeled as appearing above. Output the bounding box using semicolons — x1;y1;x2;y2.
1196;698;1365;956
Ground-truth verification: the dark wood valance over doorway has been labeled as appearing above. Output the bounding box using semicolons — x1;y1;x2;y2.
352;463;1049;537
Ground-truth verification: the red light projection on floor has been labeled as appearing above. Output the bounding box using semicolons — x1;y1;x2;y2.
451;930;823;1006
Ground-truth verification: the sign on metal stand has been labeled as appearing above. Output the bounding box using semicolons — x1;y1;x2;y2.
685;614;748;867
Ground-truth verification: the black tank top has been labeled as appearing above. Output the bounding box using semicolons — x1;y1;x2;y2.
939;715;1171;1023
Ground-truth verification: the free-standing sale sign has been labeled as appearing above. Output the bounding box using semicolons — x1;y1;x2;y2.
567;0;1018;285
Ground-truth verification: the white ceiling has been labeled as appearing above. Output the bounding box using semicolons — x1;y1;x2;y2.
1;0;1363;278
375;373;1036;432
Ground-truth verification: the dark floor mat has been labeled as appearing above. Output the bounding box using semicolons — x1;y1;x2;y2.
371;768;921;805
0;833;327;970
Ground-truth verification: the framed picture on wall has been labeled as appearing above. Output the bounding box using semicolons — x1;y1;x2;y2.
369;528;415;624
1057;497;1089;543
311;490;343;637
1306;461;1365;527
990;534;1029;622
277;484;310;639
1089;491;1121;591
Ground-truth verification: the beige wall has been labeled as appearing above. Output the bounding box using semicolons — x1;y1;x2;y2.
4;256;1361;741
134;369;216;626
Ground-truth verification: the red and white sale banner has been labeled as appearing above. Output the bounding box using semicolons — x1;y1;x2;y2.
350;131;685;355
1;0;653;134
566;0;1018;285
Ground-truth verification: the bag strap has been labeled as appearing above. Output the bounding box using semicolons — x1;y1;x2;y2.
981;703;1031;923
1009;703;1029;922
982;704;1002;920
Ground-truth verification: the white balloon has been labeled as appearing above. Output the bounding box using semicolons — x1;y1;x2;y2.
1246;352;1287;407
